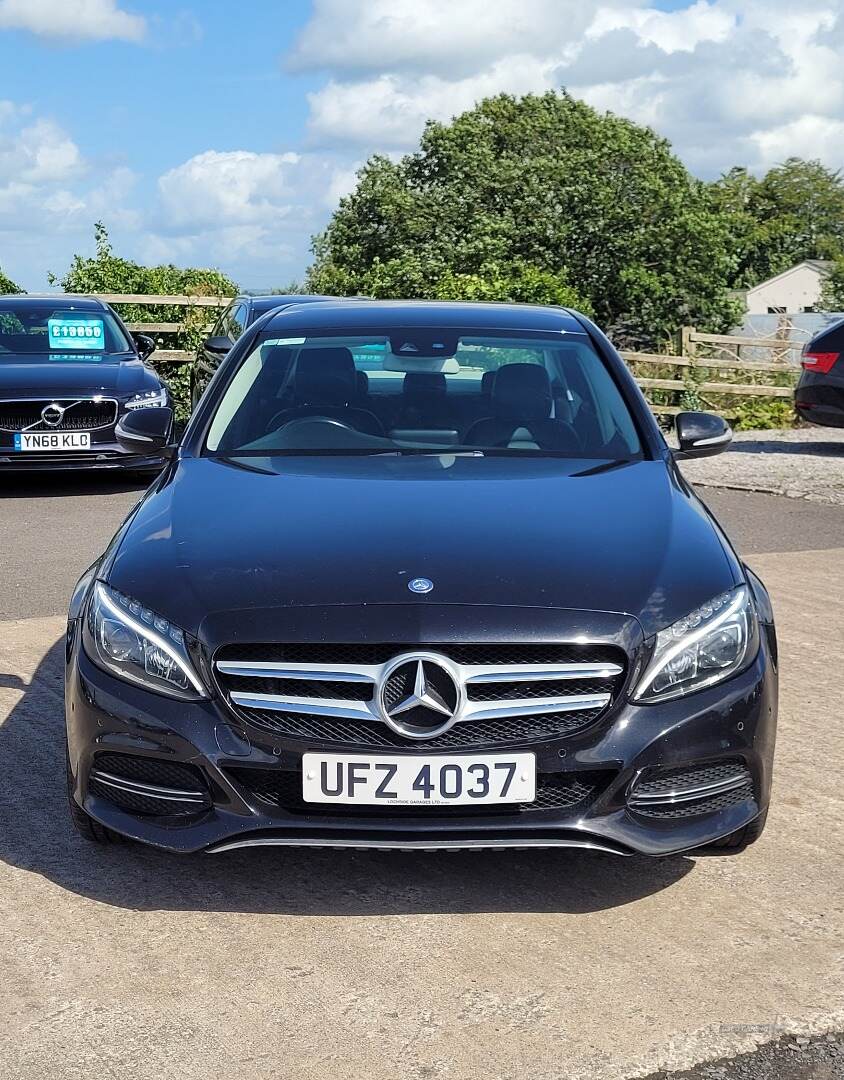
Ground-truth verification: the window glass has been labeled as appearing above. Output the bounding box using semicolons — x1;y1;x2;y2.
0;304;131;361
205;330;642;460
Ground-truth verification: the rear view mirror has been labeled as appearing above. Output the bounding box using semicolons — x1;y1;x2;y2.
204;335;232;355
674;411;732;459
115;406;175;456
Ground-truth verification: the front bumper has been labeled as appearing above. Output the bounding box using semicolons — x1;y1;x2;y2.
65;622;778;857
0;439;165;472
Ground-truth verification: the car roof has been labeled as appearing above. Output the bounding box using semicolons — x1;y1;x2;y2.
262;300;586;335
245;293;344;314
0;293;109;311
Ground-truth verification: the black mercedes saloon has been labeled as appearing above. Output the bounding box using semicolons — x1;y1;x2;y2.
0;295;171;472
65;301;778;857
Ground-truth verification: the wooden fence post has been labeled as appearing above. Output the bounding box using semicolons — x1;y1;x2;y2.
680;326;692;358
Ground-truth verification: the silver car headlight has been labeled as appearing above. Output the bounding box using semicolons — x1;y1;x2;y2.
633;586;758;702
125;387;168;410
84;582;206;700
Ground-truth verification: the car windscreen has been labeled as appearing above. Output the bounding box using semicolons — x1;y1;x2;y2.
204;328;643;459
0;304;132;361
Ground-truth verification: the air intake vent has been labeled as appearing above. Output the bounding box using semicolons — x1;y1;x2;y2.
628;760;754;819
89;752;211;818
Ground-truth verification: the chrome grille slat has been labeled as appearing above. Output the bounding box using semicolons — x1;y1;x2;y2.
228;689;612;723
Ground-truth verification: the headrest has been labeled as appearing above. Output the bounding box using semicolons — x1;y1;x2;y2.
481;370;496;395
294;347;357;405
492;363;553;421
403;372;446;400
356;370;369;395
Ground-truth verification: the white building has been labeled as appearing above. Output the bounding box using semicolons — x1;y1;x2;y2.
744;260;833;315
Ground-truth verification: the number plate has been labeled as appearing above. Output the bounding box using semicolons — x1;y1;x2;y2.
14;432;91;451
302;752;536;806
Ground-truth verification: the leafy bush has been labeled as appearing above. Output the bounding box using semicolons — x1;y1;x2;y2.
49;223;237;424
0;266;21;294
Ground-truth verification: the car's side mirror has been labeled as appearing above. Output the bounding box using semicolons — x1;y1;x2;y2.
132;333;156;362
674;411;733;459
204;335;232;356
115;406;175;456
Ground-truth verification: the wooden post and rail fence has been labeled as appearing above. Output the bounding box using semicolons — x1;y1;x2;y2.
90;293;804;420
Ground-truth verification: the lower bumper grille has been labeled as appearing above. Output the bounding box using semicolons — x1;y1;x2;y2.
89;752;211;818
226;765;616;816
628;760;754;819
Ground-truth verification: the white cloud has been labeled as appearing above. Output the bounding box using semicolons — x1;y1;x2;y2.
289;0;608;78
157;150;300;231
0;0;145;42
292;0;844;180
586;1;734;52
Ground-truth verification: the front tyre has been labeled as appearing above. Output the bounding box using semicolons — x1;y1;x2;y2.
700;809;768;854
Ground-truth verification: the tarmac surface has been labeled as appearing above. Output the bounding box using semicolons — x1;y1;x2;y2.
0;470;842;1080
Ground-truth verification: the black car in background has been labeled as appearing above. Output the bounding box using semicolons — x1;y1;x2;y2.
795;318;844;427
66;301;777;858
0;295;171;473
191;293;342;408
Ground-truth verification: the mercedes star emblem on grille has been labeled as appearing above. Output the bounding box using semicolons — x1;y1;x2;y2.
408;577;434;594
378;654;462;739
41;402;65;427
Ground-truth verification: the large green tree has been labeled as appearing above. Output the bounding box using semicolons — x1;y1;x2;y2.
710;158;844;289
308;91;739;347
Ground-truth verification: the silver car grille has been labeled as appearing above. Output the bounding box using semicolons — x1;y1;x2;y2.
0;397;118;433
214;643;626;748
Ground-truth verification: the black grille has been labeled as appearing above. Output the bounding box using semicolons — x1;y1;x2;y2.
226;765;615;817
90;752;210;818
630;760;754;819
0;398;117;432
216;642;626;667
227;675;373;701
466;678;616;701
634;761;749;796
234;707;604;748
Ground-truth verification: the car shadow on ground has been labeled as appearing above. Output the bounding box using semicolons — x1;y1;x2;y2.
0;472;150;499
0;638;695;916
726;437;844;457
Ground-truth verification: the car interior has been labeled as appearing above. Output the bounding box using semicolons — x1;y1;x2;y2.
207;333;643;459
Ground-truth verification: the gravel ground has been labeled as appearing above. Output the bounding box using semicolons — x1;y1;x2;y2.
647;1031;844;1080
678;427;844;506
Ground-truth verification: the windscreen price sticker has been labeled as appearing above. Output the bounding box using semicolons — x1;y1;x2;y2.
47;317;105;350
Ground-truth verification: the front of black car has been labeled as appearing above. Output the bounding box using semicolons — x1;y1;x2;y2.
65;301;777;858
0;295;172;472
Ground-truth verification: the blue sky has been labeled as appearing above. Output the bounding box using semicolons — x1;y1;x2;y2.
1;0;843;291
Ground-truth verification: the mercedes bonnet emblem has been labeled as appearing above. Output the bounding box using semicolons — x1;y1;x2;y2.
408;577;433;594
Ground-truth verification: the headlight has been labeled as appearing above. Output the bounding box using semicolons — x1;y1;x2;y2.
83;582;206;700
633;586;757;702
125;387;168;410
